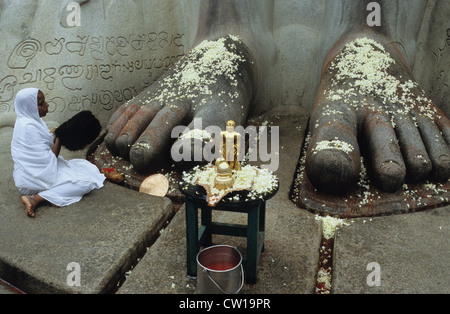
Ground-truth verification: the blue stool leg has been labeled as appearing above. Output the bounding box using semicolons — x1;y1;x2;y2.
185;197;199;278
246;202;261;284
200;204;213;246
260;201;266;252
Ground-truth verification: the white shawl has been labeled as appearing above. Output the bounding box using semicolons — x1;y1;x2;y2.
11;88;60;190
11;88;104;201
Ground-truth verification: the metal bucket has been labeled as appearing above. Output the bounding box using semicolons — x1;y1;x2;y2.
196;245;244;294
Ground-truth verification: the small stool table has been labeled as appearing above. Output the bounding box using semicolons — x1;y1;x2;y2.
180;173;278;284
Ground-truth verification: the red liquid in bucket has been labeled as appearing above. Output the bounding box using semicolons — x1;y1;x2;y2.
206;262;236;271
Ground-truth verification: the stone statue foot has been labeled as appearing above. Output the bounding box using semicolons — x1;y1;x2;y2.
104;35;256;173
305;35;450;194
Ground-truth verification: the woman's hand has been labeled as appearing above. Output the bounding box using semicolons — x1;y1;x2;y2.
52;137;62;157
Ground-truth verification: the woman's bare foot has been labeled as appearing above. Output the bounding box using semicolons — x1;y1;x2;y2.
21;195;44;218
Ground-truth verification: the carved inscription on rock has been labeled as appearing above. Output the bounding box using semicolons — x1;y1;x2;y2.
429;28;450;115
0;31;185;122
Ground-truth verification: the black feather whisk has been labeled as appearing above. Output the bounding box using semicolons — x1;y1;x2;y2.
54;111;102;151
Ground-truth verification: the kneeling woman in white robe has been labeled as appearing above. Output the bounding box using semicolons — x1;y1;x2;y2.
11;88;105;218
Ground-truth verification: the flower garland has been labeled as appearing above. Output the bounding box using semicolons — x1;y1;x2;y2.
182;164;278;206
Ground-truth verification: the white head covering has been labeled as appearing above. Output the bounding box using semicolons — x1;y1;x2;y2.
14;88;40;119
11;88;58;190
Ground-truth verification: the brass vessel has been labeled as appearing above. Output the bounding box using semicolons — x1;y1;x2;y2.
214;158;234;190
